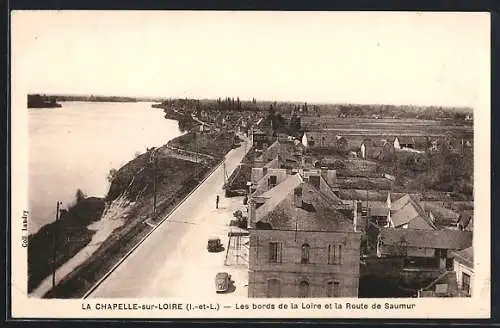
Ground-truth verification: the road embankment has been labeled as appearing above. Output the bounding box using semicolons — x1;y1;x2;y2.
36;128;237;298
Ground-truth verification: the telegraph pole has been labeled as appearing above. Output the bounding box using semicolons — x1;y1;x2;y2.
153;150;158;219
148;149;158;220
52;201;62;289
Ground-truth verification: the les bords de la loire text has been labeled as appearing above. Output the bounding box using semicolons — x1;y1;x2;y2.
82;302;416;311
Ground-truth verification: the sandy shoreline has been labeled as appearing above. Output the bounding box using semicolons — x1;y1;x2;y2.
29;196;131;297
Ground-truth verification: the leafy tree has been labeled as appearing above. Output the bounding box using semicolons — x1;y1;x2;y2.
107;168;118;183
75;188;86;204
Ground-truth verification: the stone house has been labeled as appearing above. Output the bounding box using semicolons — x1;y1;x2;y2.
248;174;362;298
366;193;436;230
376;228;472;271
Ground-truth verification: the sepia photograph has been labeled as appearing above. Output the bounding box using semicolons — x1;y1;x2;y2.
10;11;490;318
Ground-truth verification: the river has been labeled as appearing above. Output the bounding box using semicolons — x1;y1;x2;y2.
28;101;182;234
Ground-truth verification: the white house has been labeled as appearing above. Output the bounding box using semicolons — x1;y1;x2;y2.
360;143;366;159
451;246;473;296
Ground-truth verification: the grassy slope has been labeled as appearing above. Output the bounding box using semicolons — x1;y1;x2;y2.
43;131;236;298
28;197;105;293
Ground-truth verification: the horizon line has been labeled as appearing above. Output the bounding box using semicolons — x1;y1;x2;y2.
27;93;474;110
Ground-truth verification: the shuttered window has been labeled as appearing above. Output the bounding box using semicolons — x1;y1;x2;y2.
269;242;283;263
328;244;342;264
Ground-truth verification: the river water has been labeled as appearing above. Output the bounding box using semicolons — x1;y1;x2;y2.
28;101;182;234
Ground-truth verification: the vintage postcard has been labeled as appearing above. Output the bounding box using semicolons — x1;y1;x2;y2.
10;11;490;319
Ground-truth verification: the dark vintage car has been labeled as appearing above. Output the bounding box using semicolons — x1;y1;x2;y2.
215;272;231;293
207;237;223;252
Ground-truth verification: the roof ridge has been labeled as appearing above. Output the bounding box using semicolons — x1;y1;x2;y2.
407;195;436;229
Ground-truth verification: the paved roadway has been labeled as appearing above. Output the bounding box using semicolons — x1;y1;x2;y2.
89;136;250;298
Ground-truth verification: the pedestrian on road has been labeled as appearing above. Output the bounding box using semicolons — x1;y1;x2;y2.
216;195;220;209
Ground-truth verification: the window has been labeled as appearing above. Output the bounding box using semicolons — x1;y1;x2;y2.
301;243;310;264
328;244;342;264
326;281;340;297
269;242;282;263
462;272;471;295
267;279;281;298
299;280;310;298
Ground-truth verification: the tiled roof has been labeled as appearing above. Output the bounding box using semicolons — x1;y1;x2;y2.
390;194;436;229
370;202;389;217
252;169;290;196
398;136;415;145
255;175;354;232
255;174;303;222
422;203;460;224
379;228;472;250
451;246;473;268
264;156;280;169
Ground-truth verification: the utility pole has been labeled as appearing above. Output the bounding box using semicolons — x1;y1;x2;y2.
52;201;62;289
149;149;158;219
153;150;158;219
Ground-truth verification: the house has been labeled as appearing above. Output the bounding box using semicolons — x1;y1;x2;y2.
376;228;472;271
451;246;473;296
421;203;460;228
417;271;460;297
250;168;291;195
248;174;362;298
251;167;341;203
388;194;436;230
366;193;436;230
253;139;305;168
394;136;415;149
251;128;270;150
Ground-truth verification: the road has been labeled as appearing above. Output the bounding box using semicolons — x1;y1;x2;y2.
88;136;251;298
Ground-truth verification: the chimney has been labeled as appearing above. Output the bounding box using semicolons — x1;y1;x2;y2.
248;197;256;225
327;170;337;186
294;187;303;208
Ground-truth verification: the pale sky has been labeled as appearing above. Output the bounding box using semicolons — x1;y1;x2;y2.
12;11;490;107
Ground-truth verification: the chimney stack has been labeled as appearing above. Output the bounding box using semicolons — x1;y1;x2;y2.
327;170;337;186
248;197;256;226
294;187;303;208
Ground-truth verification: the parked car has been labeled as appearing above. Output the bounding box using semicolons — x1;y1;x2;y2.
215;272;231;293
207;237;223;252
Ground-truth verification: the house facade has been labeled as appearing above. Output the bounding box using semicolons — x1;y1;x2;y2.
376;228;473;271
451;246;473;296
248;229;361;298
247;174;362;298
